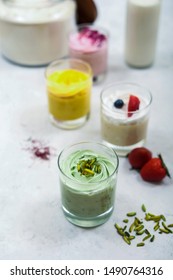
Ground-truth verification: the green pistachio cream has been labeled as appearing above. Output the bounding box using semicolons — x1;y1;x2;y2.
59;149;117;220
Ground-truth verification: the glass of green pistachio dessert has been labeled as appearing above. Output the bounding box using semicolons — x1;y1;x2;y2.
57;142;119;227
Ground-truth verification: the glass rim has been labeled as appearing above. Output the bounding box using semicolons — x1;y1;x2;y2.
57;141;119;185
45;58;92;77
2;0;63;8
45;58;93;91
100;81;152;115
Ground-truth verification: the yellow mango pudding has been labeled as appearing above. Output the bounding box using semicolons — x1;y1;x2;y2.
45;59;92;129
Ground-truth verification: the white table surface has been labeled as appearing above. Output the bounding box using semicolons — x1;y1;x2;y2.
0;0;173;260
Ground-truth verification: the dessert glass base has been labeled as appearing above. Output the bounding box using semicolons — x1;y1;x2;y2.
62;205;113;228
49;113;89;130
93;72;106;84
102;139;146;157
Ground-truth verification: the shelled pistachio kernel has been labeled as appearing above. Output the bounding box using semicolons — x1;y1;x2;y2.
141;204;146;212
123;219;129;223
162;222;173;233
168;224;173;228
127;212;136;217
142;234;151;242
137;242;145;247
150;235;155;242
135;224;144;232
123;235;131;245
129;222;135;233
154;222;160;231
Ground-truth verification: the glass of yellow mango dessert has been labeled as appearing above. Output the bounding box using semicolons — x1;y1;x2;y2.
45;58;92;129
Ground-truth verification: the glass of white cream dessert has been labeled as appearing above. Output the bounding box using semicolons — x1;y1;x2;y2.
69;25;109;83
101;82;152;156
58;142;119;227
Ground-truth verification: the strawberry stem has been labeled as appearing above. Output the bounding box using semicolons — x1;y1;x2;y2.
158;154;171;178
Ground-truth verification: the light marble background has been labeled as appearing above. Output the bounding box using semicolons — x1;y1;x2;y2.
0;0;173;260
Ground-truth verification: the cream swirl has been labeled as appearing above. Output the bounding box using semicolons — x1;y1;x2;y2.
61;150;115;183
69;27;107;53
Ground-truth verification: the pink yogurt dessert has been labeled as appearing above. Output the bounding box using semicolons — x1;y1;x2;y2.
69;26;108;82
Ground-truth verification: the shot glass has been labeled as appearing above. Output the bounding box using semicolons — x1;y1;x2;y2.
100;82;152;156
45;58;92;129
57;142;119;227
69;24;109;83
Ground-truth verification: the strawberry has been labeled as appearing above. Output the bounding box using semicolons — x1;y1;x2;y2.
128;147;152;169
128;95;140;117
140;154;171;183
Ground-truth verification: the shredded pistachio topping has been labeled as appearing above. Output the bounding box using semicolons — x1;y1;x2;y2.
76;157;101;177
63;150;116;185
114;204;173;247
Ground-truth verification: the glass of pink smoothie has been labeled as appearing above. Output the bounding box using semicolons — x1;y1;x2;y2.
69;25;109;83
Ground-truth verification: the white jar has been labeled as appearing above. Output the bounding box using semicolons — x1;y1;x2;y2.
125;0;161;68
0;0;76;66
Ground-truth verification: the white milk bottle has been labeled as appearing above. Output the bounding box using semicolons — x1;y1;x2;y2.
125;0;161;68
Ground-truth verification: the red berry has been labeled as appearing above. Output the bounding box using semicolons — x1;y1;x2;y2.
128;95;140;117
128;147;152;169
140;154;171;183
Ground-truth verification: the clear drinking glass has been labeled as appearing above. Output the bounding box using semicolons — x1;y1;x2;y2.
45;58;92;129
57;142;119;227
101;82;152;156
69;24;109;83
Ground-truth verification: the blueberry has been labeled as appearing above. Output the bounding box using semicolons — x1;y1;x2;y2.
113;99;124;108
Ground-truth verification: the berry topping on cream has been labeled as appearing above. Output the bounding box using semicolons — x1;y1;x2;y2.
128;95;140;117
114;99;124;109
112;94;141;118
69;26;107;53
